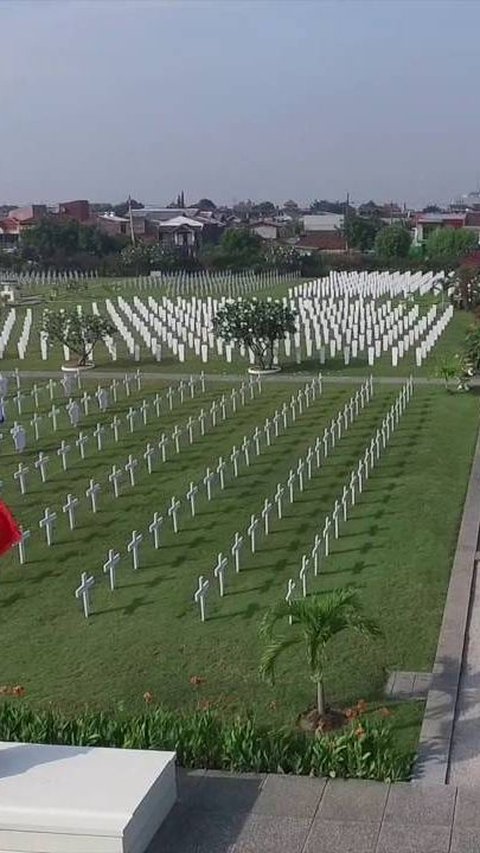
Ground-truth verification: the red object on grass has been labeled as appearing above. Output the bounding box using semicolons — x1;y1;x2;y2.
0;501;22;556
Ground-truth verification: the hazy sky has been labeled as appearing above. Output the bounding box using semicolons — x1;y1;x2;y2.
1;0;480;208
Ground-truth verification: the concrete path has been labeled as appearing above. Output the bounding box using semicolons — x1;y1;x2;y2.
146;770;480;852
5;368;461;386
449;560;480;786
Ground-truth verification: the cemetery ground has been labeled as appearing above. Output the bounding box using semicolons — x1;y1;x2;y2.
0;375;477;761
0;276;465;378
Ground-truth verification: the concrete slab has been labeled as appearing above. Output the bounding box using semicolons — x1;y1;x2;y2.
383;782;456;826
376;823;451;853
234;814;310;853
0;741;176;853
303;819;379;853
316;778;388;822
250;774;325;818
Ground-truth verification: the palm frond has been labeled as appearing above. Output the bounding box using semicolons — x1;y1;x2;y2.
259;636;300;685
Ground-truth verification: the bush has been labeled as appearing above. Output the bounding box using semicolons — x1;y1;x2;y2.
0;702;413;782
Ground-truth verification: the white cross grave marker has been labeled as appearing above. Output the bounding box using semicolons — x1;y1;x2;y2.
75;572;95;618
63;493;79;530
39;507;56;545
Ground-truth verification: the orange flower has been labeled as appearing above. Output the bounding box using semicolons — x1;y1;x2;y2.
355;725;366;739
12;685;25;698
189;675;206;688
143;691;154;705
345;707;358;719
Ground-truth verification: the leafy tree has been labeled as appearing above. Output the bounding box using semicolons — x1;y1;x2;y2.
282;200;299;215
193;198;217;211
310;199;347;214
464;322;480;372
251;201;277;218
119;243;152;275
374;224;411;261
454;264;480;310
112;198;144;217
259;588;381;716
43;309;116;366
20;219;119;265
425;227;477;269
422;204;442;213
204;228;264;271
343;214;382;252
212;298;297;369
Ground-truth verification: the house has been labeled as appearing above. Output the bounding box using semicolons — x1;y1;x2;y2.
251;221;282;241
96;212;129;236
302;213;344;232
294;232;347;254
156;215;204;251
129;207;224;252
58;200;91;222
0;218;21;248
413;213;466;245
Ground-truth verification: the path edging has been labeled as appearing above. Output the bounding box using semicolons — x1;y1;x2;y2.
414;423;480;784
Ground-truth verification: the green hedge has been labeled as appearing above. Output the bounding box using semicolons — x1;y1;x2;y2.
0;703;413;782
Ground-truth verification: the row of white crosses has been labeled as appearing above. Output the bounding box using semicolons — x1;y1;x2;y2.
4;372;210;464
60;376;322;617
192;377;374;622
284;377;415;618
90;270;449;369
0;309;16;359
10;376;260;496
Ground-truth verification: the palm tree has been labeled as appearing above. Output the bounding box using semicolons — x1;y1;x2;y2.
259;588;381;716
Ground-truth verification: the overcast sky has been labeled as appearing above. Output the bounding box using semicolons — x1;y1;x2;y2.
1;0;480;208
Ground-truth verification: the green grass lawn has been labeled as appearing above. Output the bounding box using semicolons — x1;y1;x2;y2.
0;376;477;758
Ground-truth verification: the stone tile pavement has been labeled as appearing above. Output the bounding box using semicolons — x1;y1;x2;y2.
385;670;433;701
146;770;479;853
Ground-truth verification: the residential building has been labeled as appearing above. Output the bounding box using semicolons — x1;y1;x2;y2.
96;212;129;236
302;213;344;232
293;232;347;254
413;213;466;245
251;221;283;241
58;199;90;222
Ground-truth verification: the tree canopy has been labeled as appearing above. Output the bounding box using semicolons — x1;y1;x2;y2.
43;309;116;366
20;219;122;267
425;227;477;268
343;214;382;252
374;223;412;260
212;298;297;369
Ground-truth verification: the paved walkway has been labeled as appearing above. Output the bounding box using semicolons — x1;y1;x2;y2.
449;560;480;786
146;770;480;852
7;368;463;386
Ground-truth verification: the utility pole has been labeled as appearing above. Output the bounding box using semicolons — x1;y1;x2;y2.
128;195;136;246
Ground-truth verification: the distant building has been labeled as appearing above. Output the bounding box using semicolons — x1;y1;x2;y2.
294;232;347;254
414;213;466;245
450;190;480;212
251;221;283;241
96;212;129;236
129;207;224;252
58;200;90;222
302;213;344;232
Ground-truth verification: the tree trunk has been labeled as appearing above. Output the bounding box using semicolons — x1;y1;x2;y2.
316;678;326;716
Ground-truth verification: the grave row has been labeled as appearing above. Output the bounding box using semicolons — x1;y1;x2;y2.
11;374;320;550
8;376;262;486
1;371;213;453
194;377;414;622
72;375;369;619
192;377;374;619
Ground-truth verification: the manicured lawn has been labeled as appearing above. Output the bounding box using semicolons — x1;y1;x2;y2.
0;376;477;760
